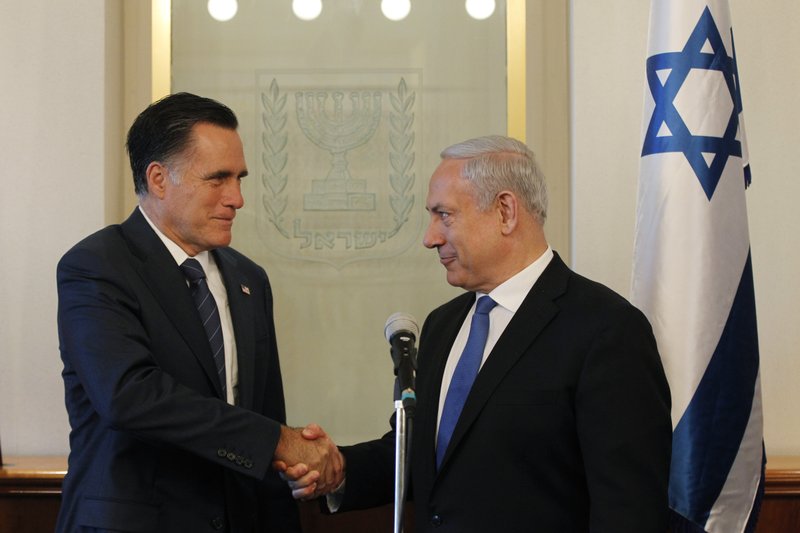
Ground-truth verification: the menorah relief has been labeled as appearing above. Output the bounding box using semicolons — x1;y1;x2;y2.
296;90;382;211
258;73;421;266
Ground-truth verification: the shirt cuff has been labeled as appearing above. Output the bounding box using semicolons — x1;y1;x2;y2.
325;478;346;513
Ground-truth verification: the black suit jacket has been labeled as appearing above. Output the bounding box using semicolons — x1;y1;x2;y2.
340;254;671;532
55;209;299;532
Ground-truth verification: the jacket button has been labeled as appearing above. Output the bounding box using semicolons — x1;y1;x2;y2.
211;516;225;530
244;459;253;469
227;452;236;461
430;514;442;527
217;448;227;458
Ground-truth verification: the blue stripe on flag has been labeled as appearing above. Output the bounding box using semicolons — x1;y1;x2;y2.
744;446;766;533
669;251;760;525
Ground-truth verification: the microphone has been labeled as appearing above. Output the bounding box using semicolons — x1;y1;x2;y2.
384;312;419;412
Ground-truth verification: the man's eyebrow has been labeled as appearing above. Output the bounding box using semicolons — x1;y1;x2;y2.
205;169;249;179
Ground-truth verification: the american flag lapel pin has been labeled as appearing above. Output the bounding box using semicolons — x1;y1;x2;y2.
240;284;251;295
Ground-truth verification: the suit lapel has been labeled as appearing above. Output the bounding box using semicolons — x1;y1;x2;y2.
435;255;571;472
121;209;223;398
214;248;256;409
416;294;474;482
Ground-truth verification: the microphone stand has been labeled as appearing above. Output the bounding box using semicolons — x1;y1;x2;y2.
392;345;417;533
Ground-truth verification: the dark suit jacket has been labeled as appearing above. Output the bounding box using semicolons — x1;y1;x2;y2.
339;253;671;532
55;209;300;532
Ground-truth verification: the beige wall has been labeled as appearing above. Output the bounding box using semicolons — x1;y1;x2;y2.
571;0;800;455
0;0;118;454
0;0;797;458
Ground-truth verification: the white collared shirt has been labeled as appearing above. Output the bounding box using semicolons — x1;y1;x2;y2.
139;206;239;405
436;246;554;437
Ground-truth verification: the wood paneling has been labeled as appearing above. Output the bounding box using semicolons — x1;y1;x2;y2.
756;455;800;533
0;456;65;533
1;455;797;532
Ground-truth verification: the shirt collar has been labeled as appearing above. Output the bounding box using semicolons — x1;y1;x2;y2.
482;246;554;313
138;205;212;271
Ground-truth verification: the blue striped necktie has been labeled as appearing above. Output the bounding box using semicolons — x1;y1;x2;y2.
436;295;498;468
180;258;226;397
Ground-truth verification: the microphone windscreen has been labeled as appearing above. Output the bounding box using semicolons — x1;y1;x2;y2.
384;312;419;343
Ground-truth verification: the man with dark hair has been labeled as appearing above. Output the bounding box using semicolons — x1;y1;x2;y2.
56;92;342;532
282;135;672;532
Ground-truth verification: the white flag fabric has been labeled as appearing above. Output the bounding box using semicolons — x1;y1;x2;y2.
632;1;764;532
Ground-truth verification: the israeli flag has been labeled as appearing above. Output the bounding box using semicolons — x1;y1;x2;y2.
631;1;765;531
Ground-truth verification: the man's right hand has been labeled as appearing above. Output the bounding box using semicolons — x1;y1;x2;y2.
272;423;344;499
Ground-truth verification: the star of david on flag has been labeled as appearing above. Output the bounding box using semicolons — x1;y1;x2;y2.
632;1;765;532
641;3;751;200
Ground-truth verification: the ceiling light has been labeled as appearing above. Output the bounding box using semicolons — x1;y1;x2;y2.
465;0;495;20
293;0;323;21
381;0;411;21
207;0;238;22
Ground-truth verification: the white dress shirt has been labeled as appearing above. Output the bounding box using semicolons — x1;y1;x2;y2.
139;206;239;405
435;246;554;439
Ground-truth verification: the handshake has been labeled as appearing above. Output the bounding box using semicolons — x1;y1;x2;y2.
273;423;344;501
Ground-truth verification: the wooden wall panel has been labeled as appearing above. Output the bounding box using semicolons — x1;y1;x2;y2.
1;455;797;533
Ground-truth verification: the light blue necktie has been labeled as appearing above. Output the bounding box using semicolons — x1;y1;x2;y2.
436;295;498;468
180;258;226;398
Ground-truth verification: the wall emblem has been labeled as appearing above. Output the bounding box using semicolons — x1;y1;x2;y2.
256;71;422;268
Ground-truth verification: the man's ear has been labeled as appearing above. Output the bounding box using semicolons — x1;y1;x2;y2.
145;162;170;199
496;191;518;235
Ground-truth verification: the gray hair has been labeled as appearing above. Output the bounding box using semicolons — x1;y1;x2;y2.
440;135;548;224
